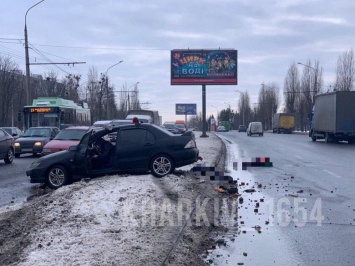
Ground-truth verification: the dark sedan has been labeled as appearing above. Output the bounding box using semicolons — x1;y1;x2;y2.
26;123;200;189
238;125;247;132
162;123;180;134
14;127;60;157
0;127;24;140
0;128;14;164
175;124;187;134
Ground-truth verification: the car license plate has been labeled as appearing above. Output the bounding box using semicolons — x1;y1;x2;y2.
22;149;32;152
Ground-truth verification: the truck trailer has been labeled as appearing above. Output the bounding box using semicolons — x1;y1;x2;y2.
272;113;295;134
309;91;355;144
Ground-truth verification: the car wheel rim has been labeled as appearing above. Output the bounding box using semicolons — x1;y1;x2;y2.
49;168;65;186
7;150;14;162
153;157;171;175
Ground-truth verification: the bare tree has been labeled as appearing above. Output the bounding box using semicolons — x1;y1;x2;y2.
86;67;100;122
258;83;279;130
129;83;141;110
334;48;354;91
0;56;24;127
299;60;323;131
187;112;204;131
283;63;301;113
42;71;60;96
61;74;81;103
237;91;252;126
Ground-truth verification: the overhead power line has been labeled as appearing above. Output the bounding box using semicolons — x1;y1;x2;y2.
0;38;24;41
30;62;86;65
27;43;169;51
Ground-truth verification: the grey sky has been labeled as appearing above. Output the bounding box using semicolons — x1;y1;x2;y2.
1;0;354;122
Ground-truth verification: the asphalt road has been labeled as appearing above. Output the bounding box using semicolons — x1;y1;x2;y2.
209;131;355;266
1;132;354;265
0;154;38;209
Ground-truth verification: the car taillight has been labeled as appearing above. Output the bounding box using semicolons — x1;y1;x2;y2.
184;139;196;148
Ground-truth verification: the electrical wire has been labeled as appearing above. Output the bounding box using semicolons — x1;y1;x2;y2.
0;38;24;41
28;42;169;51
29;42;70;75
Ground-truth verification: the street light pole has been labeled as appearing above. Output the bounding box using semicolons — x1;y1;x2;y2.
224;102;232;130
104;60;123;119
24;0;44;106
126;82;139;111
211;105;219;125
297;62;317;103
235;90;245;125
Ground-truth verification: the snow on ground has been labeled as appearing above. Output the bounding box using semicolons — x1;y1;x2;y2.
3;131;222;266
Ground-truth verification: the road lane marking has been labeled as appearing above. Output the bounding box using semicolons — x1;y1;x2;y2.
323;169;342;179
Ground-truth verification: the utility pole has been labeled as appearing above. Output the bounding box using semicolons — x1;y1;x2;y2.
24;0;45;105
235;90;245;125
298;62;317;104
105;61;123;119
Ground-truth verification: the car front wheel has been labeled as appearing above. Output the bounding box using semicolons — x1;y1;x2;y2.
46;165;69;189
4;148;14;164
150;154;174;177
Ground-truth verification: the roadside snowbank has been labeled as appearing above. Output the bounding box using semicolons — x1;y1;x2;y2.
1;131;225;266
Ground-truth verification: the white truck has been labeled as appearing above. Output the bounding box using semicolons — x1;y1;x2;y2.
126;110;161;126
309;91;355;144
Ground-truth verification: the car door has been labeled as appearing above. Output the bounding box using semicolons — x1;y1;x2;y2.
0;129;7;158
116;128;156;171
72;130;94;175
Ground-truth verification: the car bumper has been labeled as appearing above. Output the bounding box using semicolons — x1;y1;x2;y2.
174;148;199;168
15;147;43;154
26;167;46;183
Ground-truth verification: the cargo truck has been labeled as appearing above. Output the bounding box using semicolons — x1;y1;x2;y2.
309;91;355;144
272;113;295;134
126;109;161;126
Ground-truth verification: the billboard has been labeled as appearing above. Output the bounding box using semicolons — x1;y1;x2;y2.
171;49;238;85
176;103;197;115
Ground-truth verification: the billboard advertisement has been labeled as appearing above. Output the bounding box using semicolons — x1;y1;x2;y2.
171;49;238;85
176;103;197;115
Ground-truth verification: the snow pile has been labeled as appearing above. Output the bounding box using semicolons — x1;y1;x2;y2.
14;131;221;266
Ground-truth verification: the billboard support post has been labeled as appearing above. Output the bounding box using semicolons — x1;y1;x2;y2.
201;85;208;137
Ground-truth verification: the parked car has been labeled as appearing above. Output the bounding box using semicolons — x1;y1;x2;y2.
92;120;112;127
0;127;24;140
175;123;187;134
14;127;60;157
42;126;91;156
238;125;247;132
162;123;180;134
217;125;227;132
0;128;14;164
247;122;263;136
26;123;200;189
110;119;133;126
